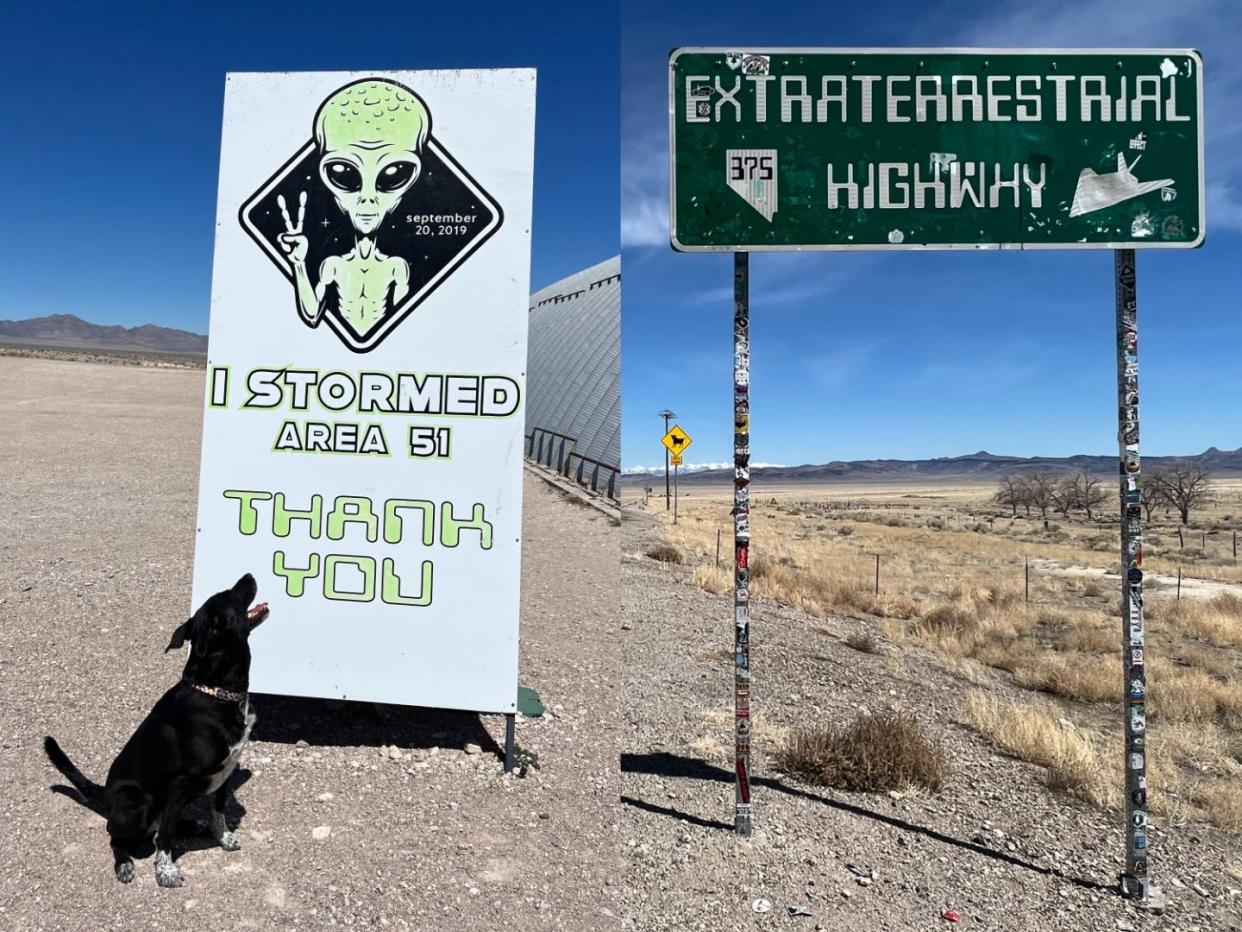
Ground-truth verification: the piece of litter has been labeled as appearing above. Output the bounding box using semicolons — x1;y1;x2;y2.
943;910;960;923
787;904;812;917
1191;882;1210;898
311;825;331;840
752;898;771;913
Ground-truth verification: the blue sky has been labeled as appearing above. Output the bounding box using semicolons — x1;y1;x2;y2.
0;1;617;334
621;0;1242;469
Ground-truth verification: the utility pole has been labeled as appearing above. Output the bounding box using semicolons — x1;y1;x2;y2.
659;409;675;511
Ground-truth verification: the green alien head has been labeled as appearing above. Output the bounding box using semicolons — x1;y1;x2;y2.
313;79;432;237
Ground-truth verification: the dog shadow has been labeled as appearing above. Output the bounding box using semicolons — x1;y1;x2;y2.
50;770;252;856
249;693;505;760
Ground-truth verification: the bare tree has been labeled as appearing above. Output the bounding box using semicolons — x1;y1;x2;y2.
1151;465;1212;525
994;475;1027;518
1025;472;1059;529
1139;472;1169;522
1065;470;1109;520
1051;476;1075;518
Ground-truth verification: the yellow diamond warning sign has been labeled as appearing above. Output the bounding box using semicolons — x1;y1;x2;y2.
662;424;692;456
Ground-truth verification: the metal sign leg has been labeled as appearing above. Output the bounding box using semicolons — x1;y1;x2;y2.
674;462;679;523
503;712;516;773
733;251;753;836
1115;249;1163;909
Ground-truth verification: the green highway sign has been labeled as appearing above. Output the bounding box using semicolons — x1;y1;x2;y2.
670;48;1204;251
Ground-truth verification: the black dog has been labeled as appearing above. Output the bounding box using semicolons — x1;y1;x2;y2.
44;573;269;887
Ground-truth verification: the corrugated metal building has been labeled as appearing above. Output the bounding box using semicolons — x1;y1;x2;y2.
524;256;620;498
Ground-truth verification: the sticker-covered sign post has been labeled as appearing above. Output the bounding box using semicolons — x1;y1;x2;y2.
194;69;535;761
1116;249;1153;902
670;48;1203;895
733;253;752;835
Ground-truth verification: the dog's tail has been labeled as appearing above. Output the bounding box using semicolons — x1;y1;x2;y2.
43;736;104;803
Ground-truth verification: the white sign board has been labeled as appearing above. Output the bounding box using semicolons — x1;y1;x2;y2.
192;69;536;714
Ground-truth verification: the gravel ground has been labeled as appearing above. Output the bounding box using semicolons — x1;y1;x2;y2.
618;508;1242;932
0;357;620;931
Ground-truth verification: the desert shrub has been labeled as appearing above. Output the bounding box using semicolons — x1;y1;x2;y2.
845;631;882;654
774;711;948;793
646;544;685;564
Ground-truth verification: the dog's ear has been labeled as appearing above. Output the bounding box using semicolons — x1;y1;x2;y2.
166;618;194;653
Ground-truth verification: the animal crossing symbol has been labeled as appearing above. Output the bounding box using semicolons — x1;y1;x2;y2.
662;424;693;455
240;77;503;353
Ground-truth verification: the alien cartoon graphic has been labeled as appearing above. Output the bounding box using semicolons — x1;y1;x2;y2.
242;76;502;353
276;80;429;339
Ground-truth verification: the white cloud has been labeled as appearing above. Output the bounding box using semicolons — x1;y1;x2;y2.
684;251;884;307
621;129;669;248
806;340;887;390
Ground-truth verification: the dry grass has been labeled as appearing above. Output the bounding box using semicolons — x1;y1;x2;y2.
1151;594;1242;648
774;711;949;793
656;481;1242;834
690;563;730;594
689;736;727;760
962;694;1110;804
1013;653;1120;704
698;708;789;746
646;544;685;565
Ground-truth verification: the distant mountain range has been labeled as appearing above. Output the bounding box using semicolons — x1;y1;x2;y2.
627;448;1242;483
0;314;207;354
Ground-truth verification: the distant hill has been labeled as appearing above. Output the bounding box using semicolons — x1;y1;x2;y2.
0;314;207;354
627;448;1242;484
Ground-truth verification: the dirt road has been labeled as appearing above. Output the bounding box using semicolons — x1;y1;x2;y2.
0;357;620;930
618;509;1241;931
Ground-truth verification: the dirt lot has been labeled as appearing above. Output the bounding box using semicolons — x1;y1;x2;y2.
0;357;621;930
618;504;1242;932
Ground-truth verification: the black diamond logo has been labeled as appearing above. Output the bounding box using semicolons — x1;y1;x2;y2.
239;77;502;354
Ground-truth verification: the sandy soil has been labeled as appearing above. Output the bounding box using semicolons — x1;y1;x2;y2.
1029;558;1242;601
0;357;620;930
618;509;1242;932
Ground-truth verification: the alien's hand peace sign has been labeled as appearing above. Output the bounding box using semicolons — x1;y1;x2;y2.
276;192;309;265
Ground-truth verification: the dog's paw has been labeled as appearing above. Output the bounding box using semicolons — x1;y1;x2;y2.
115;861;134;884
155;850;183;888
218;830;241;852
